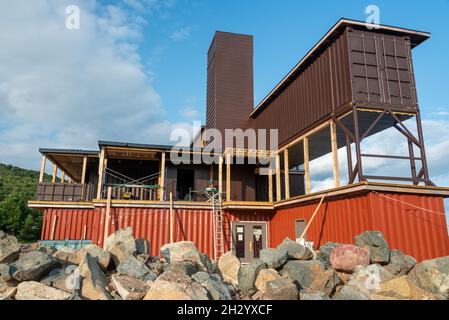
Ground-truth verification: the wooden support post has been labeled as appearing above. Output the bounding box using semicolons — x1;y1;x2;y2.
52;164;57;183
284;149;290;200
51;215;57;240
268;168;273;203
60;171;65;183
330;121;341;187
81;156;87;184
303;138;311;194
218;156;223;195
276;155;281;202
96;149;105;200
159;152;166;201
299;195;325;241
39;155;47;183
103;186;112;249
226;152;231;202
169;192;174;243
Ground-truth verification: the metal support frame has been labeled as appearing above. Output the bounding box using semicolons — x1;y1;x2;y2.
334;106;433;186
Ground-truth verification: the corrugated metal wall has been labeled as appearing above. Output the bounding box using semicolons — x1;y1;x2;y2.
253;30;352;147
40;191;449;261
272;192;449;261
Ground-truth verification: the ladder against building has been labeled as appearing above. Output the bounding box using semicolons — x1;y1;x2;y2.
205;188;225;261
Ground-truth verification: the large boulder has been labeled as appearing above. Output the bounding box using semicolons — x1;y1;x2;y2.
192;271;232;300
255;269;282;294
15;281;71;300
105;227;137;266
164;261;198;277
77;245;111;270
111;274;149;300
277;237;313;260
117;256;150;279
0;281;16;300
10;251;57;281
300;289;330;300
79;253;112;300
0;263;12;282
260;247;288;269
370;276;437;300
355;231;390;265
264;278;298;300
218;251;240;286
407;256;449;299
40;267;76;293
160;241;205;270
237;260;267;295
333;285;369;300
0;231;21;264
330;245;370;273
54;246;78;265
135;238;150;255
280;260;325;290
309;268;341;296
384;250;416;276
144;271;209;300
316;242;340;268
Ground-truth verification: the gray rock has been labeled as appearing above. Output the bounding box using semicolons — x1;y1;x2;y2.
264;278;298;300
40;267;75;293
147;258;165;275
77;245;111;270
0;263;12;282
238;260;267;295
333;285;369;300
0;281;16;300
37;245;57;255
164;261;198;277
407;256;449;299
117;256;150;279
111;274;148;300
54;246;78;265
10;251;57;281
355;231;390;265
160;241;205;270
384;250;416;276
135;238;150;255
280;260;325;290
15;281;72;300
300;289;331;300
200;253;216;273
192;271;232;300
260;247;288;269
144;271;209;300
0;231;21;264
277;237;313;260
316;242;340;268
144;271;158;281
105;227;137;266
218;251;240;286
309;268;341;296
79;253;111;300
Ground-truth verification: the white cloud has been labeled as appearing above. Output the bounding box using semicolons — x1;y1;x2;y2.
0;0;189;171
170;26;192;41
179;106;200;120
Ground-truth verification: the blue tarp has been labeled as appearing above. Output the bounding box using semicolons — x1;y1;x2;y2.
38;240;92;250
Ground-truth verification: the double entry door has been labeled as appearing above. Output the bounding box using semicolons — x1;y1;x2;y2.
232;221;267;263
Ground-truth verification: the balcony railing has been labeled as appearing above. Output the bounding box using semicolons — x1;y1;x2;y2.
36;182;94;202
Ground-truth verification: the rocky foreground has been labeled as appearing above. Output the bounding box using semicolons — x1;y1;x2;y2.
0;228;448;300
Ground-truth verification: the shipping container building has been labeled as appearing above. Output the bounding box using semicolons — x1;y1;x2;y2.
29;19;449;262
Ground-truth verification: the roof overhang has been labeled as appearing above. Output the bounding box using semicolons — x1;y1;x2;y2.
250;18;431;118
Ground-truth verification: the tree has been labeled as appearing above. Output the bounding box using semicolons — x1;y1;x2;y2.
0;192;34;236
19;211;43;242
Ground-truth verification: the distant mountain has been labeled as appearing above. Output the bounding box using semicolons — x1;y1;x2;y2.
0;163;51;201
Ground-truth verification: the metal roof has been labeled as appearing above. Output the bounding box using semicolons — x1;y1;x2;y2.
98;140;174;150
39;148;99;156
250;18;431;118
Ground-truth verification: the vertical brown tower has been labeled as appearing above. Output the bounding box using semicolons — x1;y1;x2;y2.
206;31;254;137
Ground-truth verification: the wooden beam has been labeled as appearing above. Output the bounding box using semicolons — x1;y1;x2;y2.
218;156;223;195
278;119;331;153
169;192;174;243
81;156;87;184
96;148;105;200
60;171;65;183
299;195;325;241
284;149;290;200
330;121;341;187
159;152;166;201
268;168;273;203
276;155;281;201
103;186;112;249
226;152;231;202
303;137;311;194
39;155;46;183
52;164;57;183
